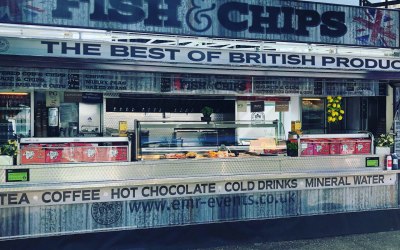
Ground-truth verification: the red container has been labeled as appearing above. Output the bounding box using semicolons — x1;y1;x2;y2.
355;139;371;154
81;147;97;162
313;139;330;155
329;139;341;155
21;147;46;164
340;140;356;155
108;147;128;162
61;147;82;163
300;140;314;156
96;147;110;162
45;148;63;163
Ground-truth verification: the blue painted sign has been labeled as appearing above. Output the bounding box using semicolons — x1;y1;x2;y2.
0;0;398;47
1;37;400;72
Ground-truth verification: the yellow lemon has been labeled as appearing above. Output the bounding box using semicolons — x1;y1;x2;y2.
340;110;344;114
333;103;336;108
339;116;343;120
337;104;341;108
338;96;342;100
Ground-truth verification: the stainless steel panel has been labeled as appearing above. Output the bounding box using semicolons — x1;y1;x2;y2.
0;155;387;190
0;154;397;240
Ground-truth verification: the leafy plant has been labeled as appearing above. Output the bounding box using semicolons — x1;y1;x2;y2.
0;140;18;156
327;96;345;123
286;141;298;157
286;141;298;151
376;134;394;147
201;106;213;117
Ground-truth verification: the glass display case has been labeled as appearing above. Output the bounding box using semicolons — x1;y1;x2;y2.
134;120;286;161
0;93;31;143
301;98;325;134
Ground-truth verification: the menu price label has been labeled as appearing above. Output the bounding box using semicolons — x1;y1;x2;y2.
251;101;264;112
68;74;80;90
82;92;103;103
6;169;30;182
366;157;380;168
275;101;289;112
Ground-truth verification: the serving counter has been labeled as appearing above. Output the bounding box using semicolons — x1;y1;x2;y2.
134;120;285;160
0;154;398;240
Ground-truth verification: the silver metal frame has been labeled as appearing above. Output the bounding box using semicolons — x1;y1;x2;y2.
134;120;281;160
0;154;386;190
0;23;396;58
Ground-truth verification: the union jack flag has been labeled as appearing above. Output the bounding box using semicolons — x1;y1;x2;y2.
353;9;396;47
0;0;45;22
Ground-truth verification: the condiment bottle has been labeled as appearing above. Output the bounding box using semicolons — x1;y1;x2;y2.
386;154;393;170
392;153;398;170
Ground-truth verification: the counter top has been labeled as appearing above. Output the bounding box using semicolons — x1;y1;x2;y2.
0;155;391;192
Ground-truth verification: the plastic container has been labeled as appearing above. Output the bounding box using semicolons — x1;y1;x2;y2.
355;139;371;154
329;139;341;155
340;139;356;155
45;148;63;163
300;140;314;156
313;139;330;155
386;154;393;170
21;147;45;164
81;146;97;162
392;153;398;170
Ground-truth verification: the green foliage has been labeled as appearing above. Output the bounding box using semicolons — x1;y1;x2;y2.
286;141;298;151
286;141;298;157
376;134;394;147
0;140;18;156
201;106;213;117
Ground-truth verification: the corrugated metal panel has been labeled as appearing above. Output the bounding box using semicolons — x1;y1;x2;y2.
0;184;397;239
0;0;398;47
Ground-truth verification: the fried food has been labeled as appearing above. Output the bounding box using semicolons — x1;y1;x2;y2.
186;152;197;158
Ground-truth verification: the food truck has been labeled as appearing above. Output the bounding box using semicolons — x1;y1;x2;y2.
0;0;399;240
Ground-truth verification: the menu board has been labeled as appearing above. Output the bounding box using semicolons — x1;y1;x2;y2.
251;101;265;112
326;80;384;96
395;120;400;155
67;74;80;90
253;78;321;95
0;67;387;97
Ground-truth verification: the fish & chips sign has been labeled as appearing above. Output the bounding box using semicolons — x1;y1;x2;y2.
0;0;398;47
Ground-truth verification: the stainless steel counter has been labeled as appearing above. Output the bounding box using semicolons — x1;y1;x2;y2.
0;154;397;240
0;155;387;191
